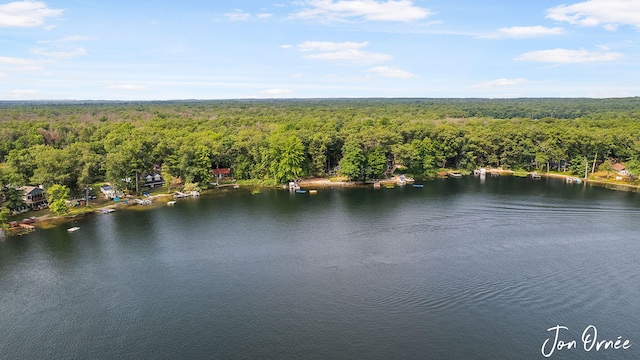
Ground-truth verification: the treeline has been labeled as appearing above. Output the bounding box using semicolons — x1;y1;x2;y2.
0;98;639;208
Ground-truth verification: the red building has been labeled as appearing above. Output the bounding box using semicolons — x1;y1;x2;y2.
212;168;232;179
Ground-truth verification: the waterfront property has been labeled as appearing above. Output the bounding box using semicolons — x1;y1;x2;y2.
99;185;124;199
144;173;165;188
612;163;630;176
212;168;232;181
17;185;48;213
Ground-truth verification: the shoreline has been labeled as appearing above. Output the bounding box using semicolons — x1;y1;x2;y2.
8;172;640;235
295;171;640;193
19;193;176;231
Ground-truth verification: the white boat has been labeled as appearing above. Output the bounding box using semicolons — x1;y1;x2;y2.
167;201;176;205
67;226;80;232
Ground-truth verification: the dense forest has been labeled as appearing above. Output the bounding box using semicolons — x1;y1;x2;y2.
0;98;639;214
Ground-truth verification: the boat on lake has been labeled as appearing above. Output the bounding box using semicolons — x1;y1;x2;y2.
566;177;582;184
167;201;176;206
67;226;80;232
531;172;541;179
413;184;424;188
447;172;462;178
296;189;307;194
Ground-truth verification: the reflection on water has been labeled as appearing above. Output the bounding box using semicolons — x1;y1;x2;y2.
1;177;640;359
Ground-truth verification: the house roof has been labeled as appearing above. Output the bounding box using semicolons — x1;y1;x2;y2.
612;163;626;171
212;168;231;175
18;186;43;195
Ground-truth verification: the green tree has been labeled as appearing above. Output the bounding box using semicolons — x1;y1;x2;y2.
339;141;366;181
0;207;11;226
2;187;26;212
599;159;614;178
46;184;70;216
569;156;588;177
183;182;201;192
421;138;439;177
269;135;305;183
105;138;154;193
365;146;387;180
31;145;73;188
5;147;38;184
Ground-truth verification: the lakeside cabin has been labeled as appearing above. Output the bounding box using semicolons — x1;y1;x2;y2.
612;163;629;176
212;168;232;181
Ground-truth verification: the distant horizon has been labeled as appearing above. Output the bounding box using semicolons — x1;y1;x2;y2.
2;0;640;100
2;96;640;104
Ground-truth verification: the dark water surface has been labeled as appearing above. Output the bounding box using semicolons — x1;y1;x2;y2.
2;177;640;359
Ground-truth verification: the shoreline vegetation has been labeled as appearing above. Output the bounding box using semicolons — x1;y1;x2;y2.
10;169;639;235
1;98;640;234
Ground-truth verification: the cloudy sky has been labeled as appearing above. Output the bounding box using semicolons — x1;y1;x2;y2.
1;0;639;100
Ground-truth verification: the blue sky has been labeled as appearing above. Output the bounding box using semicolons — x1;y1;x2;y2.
1;0;639;100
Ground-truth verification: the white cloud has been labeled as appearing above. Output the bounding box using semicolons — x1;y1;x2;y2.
107;84;148;91
257;13;273;19
0;56;35;65
38;35;92;44
299;40;368;52
367;66;415;79
516;48;622;63
298;41;391;64
305;49;392;64
225;10;251;21
0;1;63;28
0;72;7;79
547;0;640;29
293;0;434;22
481;26;566;39
30;47;86;59
0;56;43;72
11;89;37;95
473;78;528;88
257;88;293;96
279;44;293;49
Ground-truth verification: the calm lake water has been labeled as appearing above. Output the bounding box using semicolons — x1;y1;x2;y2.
2;176;640;359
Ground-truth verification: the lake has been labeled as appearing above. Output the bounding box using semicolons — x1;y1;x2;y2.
1;176;640;359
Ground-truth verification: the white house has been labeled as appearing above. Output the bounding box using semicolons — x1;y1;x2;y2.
16;185;47;212
100;185;124;199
